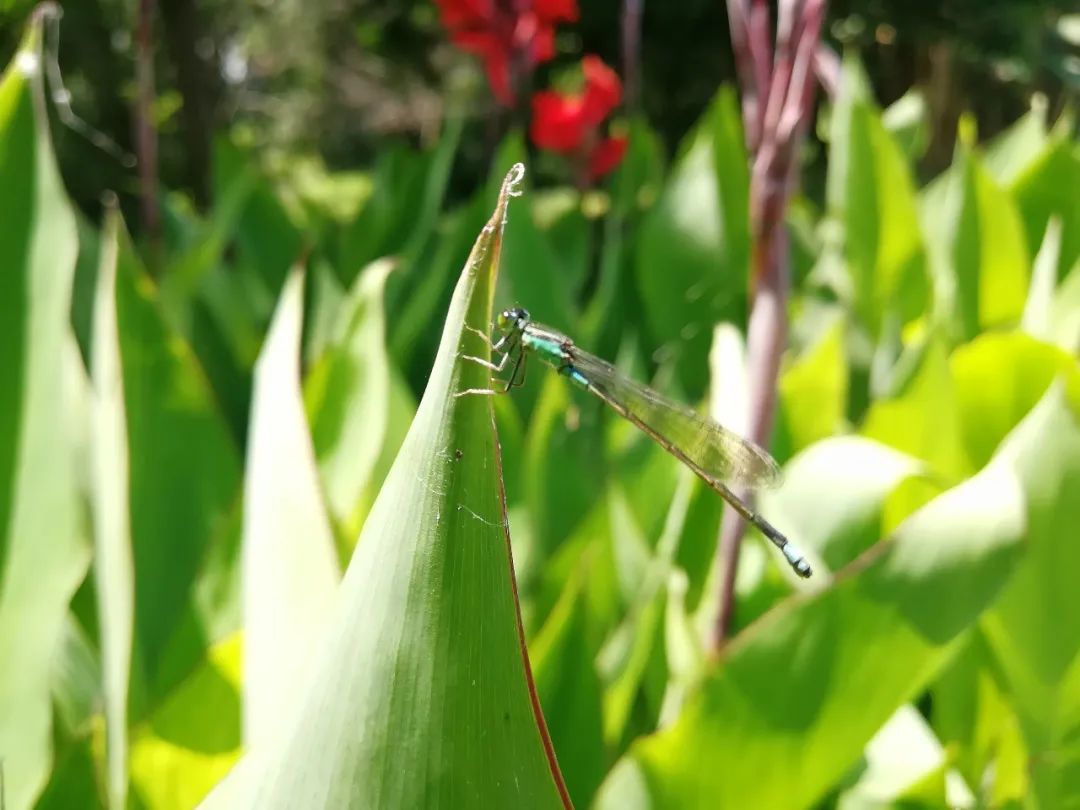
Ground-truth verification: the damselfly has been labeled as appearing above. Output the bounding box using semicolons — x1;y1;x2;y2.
460;307;812;578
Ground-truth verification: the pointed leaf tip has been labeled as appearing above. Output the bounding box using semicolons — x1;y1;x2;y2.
202;163;567;809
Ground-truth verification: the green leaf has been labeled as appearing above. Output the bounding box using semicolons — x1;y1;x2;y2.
950;330;1078;470
162;169;255;317
388;194;488;377
200;165;568;808
242;268;341;745
50;615;100;741
930;632;1029;802
0;20;92;809
825;57;927;334
1009;136;1080;285
89;207;135;810
1022;216;1063;341
306;258;401;549
531;188;589;299
342;113;461;288
337;144;429;282
530;568;606;807
523;374;605;561
862;339;970;482
759;436;925;572
109;216;242;705
598;461;1025;809
129;634;243;809
982;100;1050;185
774;315;849;461
212;139;302;298
635;87;750;396
881;89;929;162
1050;260;1080;354
581;117;664;356
158;175;263;441
33;731;102;810
981;381;1080;808
837;705;969;809
935;146;1030;340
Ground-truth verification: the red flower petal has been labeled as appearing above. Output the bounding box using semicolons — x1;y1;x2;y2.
450;28;515;104
527;21;557;64
589;135;628;179
580;56;622;128
535;0;579;24
530;91;587;152
436;0;493;29
483;49;514;105
450;29;498;58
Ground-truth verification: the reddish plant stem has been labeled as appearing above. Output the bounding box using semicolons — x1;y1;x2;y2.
134;0;160;267
712;0;826;649
814;45;842;99
725;0;760;149
713;225;788;647
621;0;644;110
747;0;773;142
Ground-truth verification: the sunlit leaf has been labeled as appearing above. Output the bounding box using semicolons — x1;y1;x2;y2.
950;330;1077;470
89;207;135;809
597;460;1024;809
862;339;970;482
932;145;1030;340
837;705;972;809
1022;216;1063;341
129;635;243;809
826;57;927;334
982;381;1080;809
0;19;92;808
306;258;402;549
759;436;925;573
1050;260;1080;354
983;99;1050;184
775;315;849;461
1008;135;1080;284
881;89;928;161
930;632;1029;803
242;268;340;745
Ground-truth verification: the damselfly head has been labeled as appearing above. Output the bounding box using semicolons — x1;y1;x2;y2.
497;307;530;332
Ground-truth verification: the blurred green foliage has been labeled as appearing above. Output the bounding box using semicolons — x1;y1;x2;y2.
0;0;1076;217
1;6;1080;810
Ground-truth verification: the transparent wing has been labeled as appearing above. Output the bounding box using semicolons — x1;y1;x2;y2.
569;347;782;489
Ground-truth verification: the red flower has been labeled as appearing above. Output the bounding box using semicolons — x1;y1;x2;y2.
530;56;627;181
435;0;579;105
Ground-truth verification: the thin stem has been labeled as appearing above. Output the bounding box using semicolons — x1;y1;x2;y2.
159;0;220;206
712;227;788;647
814;44;842;100
747;0;773;147
725;0;762;150
133;0;160;267
712;0;828;648
621;0;644;111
